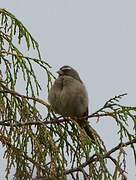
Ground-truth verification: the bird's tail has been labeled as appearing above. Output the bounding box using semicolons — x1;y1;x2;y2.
79;119;95;141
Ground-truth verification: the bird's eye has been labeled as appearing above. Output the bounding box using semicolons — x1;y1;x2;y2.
58;73;62;77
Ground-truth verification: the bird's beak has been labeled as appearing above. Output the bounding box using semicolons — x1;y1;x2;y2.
57;70;63;76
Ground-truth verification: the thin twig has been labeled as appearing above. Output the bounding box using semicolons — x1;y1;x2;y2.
108;156;127;179
0;83;50;108
0;50;51;68
0;130;47;172
1;84;136;124
65;138;136;174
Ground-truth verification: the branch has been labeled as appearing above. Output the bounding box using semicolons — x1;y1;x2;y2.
0;82;50;108
0;118;69;126
108;156;127;179
0;130;47;172
0;50;51;68
0;84;136;128
65;138;136;174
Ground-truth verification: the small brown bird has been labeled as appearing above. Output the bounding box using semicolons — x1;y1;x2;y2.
48;65;94;140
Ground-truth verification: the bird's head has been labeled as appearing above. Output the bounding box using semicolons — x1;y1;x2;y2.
57;65;82;82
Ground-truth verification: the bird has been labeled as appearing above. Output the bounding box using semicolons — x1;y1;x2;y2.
48;65;95;141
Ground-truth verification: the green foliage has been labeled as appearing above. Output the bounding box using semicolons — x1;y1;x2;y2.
0;8;53;95
0;9;136;180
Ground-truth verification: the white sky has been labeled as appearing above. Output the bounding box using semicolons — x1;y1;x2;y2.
0;1;136;179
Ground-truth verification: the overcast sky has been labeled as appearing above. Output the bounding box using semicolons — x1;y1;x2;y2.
0;1;136;179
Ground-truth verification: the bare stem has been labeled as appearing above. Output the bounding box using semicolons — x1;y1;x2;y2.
65;138;136;174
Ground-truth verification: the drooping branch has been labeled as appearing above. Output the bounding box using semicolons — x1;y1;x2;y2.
0;82;50;108
0;85;136;129
0;130;47;172
65;138;136;174
1;128;135;179
108;156;127;179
